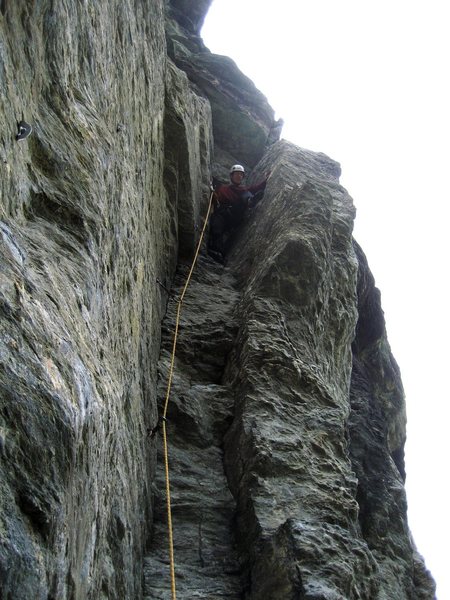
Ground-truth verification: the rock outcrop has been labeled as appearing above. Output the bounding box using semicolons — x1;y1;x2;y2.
0;2;435;600
165;1;281;176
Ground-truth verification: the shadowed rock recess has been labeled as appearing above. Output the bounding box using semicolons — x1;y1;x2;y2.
0;2;435;600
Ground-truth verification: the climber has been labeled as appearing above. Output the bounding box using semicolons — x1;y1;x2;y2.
207;164;269;263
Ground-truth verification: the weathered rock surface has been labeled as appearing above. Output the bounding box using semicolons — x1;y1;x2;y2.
143;142;435;599
1;1;211;598
220;141;435;599
143;257;242;599
0;1;436;600
165;2;281;174
349;241;435;599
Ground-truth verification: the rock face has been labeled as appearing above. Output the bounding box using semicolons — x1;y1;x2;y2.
143;259;242;599
165;1;280;175
0;2;435;600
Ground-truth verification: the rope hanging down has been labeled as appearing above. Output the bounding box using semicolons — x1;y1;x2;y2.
160;189;215;600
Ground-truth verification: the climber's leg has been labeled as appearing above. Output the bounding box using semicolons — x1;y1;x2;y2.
208;210;227;262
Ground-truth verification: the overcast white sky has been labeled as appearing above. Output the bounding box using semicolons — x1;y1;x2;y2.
202;2;449;598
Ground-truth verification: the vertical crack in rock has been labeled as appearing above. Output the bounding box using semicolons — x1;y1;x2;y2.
144;141;435;599
164;1;279;176
0;0;437;597
144;256;243;599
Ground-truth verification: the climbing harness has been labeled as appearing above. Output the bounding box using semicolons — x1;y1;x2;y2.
158;189;215;600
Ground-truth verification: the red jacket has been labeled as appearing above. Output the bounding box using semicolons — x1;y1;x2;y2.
214;179;267;207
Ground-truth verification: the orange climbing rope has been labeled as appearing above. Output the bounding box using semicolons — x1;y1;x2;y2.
160;189;215;600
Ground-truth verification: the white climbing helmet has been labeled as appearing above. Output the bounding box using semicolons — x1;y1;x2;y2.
229;164;245;175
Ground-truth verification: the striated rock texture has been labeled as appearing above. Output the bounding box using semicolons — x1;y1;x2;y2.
165;0;280;176
0;1;210;598
0;2;435;600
